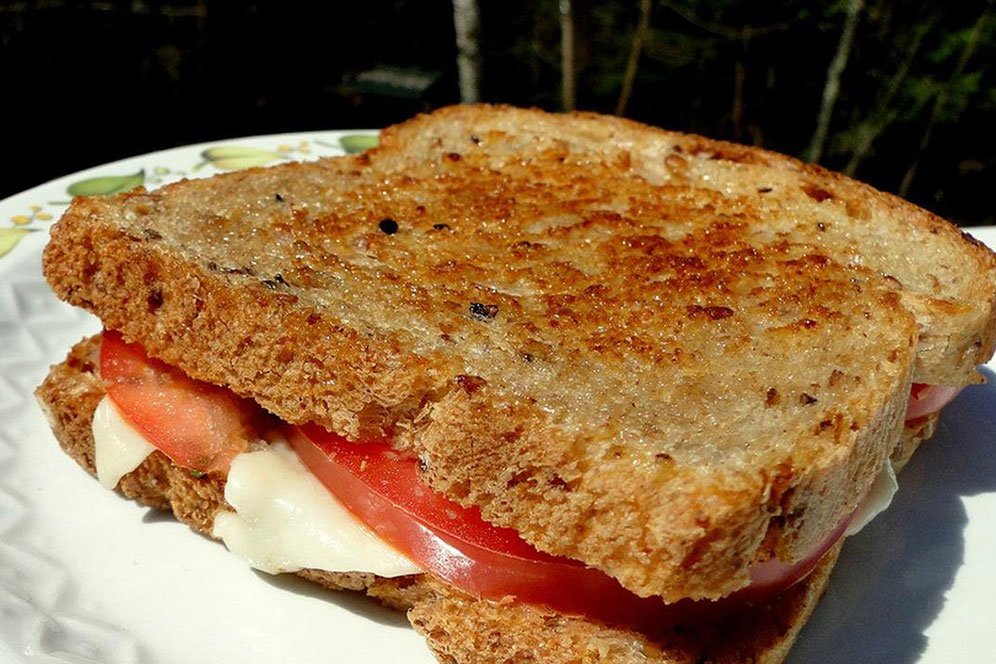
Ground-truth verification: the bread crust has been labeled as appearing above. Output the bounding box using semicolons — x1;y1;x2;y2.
40;105;991;600
35;336;856;663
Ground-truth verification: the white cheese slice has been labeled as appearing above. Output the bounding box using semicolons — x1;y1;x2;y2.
91;396;420;577
845;459;898;536
91;395;157;490
212;439;422;577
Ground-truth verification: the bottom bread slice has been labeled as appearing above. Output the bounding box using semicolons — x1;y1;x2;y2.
37;335;935;663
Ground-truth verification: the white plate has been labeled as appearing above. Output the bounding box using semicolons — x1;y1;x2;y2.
1;135;994;663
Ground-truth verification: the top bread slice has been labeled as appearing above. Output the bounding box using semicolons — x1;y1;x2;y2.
380;105;996;386
42;104;995;601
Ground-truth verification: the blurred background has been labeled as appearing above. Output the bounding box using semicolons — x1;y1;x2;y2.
2;0;994;225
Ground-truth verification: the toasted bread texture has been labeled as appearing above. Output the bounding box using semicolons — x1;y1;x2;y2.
379;105;996;387
42;105;994;601
36;335;853;663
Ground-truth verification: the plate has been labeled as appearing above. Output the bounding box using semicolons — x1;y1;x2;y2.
0;131;430;664
1;135;994;663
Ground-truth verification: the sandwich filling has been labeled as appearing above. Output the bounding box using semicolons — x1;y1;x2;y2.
94;395;421;576
213;437;422;577
92;330;952;627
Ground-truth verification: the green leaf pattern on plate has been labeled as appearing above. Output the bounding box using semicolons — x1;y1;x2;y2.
199;146;284;170
0;227;31;258
2;133;360;262
67;170;146;197
339;134;379;154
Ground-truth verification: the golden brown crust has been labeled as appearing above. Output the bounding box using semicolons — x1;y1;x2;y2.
39;105;993;600
34;338;848;663
380;104;996;386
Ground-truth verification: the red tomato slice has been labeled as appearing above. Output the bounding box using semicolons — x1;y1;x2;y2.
291;424;846;628
740;512;851;602
99;330;264;475
290;424;674;627
906;383;961;422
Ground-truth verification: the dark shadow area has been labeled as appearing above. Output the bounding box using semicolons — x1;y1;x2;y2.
0;2;456;201
140;507;181;525
253;569;412;628
2;2;993;226
790;368;996;663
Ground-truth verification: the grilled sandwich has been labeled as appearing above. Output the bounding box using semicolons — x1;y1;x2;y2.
36;104;996;662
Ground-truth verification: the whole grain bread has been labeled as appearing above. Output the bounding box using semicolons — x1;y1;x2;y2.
41;105;994;601
377;105;996;387
35;335;856;663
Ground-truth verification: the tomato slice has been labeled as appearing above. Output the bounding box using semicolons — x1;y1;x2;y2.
739;512;850;602
290;424;682;627
291;424;846;627
99;330;264;475
906;383;961;422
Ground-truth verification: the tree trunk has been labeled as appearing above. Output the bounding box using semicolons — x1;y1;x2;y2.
560;0;576;111
805;0;864;163
732;26;751;141
615;0;652;116
843;20;931;176
899;4;992;197
452;0;482;103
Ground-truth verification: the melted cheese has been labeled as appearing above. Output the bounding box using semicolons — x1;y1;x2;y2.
212;440;422;577
212;439;421;577
91;396;157;489
91;398;420;577
845;459;898;536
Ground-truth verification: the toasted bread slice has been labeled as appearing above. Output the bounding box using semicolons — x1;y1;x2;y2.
36;335;851;663
41;105;992;601
377;105;996;387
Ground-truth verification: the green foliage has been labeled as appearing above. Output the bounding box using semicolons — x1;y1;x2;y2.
942;69;984;121
641;28;719;69
496;0;994;223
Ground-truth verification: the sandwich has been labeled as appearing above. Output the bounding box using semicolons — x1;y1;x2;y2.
35;104;996;662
